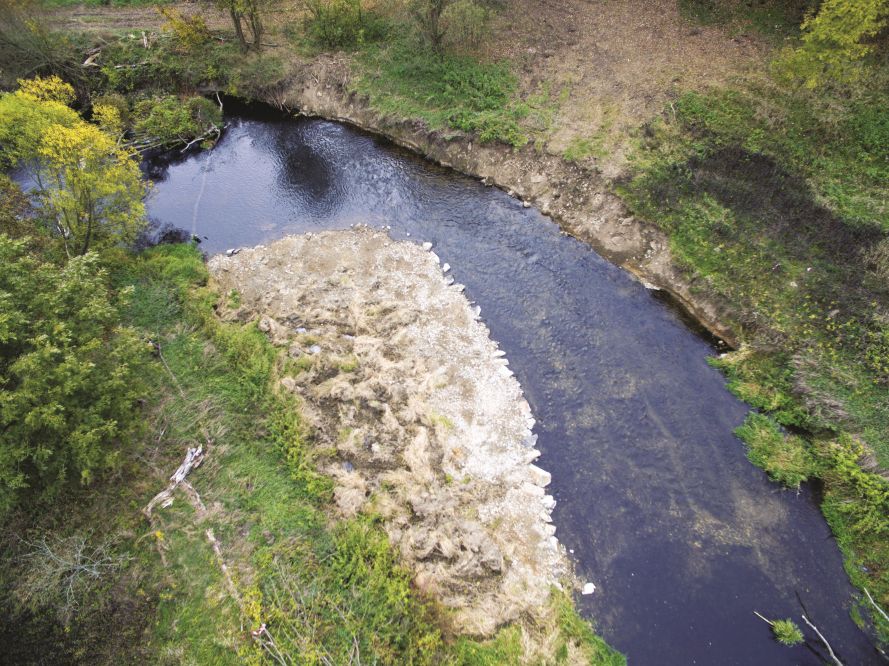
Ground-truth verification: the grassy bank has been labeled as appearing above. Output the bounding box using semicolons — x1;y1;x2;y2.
620;77;889;641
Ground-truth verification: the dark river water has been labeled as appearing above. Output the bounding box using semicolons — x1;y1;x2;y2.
145;107;882;664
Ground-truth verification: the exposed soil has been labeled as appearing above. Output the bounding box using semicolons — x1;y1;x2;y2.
486;0;769;175
209;229;569;642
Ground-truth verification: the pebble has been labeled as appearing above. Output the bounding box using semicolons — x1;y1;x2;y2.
522;201;531;208
442;262;450;273
225;248;240;256
582;583;596;595
295;327;307;334
308;345;321;355
422;241;433;251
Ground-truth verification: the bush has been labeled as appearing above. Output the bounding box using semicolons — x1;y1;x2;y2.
159;6;213;51
91;92;130;127
441;0;490;50
302;0;388;48
0;236;149;515
132;95;222;149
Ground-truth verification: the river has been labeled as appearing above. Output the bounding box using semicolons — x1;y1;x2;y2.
144;104;881;664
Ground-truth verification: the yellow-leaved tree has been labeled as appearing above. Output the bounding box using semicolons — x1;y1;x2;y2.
0;76;146;255
776;0;889;87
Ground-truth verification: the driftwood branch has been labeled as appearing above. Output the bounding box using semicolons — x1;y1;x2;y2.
753;610;774;626
864;588;889;624
143;444;205;517
180;124;221;153
800;613;843;666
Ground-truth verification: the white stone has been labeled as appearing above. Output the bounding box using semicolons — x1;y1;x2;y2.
422;241;433;251
582;583;596;595
528;464;551;487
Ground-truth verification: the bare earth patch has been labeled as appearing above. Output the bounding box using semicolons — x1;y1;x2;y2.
208;228;568;638
487;0;769;173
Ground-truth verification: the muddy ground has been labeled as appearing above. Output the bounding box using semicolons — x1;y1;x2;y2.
209;229;569;640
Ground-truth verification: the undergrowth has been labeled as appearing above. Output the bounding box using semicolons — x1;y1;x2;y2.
352;37;532;147
677;0;810;40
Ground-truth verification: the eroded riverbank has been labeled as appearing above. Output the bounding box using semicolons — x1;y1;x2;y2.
272;59;740;347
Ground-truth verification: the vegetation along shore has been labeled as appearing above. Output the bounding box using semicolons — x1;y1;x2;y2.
1;0;887;662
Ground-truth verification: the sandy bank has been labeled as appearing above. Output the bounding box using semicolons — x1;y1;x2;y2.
208;228;569;637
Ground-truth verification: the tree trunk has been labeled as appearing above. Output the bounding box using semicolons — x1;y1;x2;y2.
229;8;248;51
248;9;263;51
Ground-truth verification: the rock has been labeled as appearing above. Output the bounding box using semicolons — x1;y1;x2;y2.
522;201;531;208
582;582;596;595
527;464;551;487
225;248;240;256
480;541;504;573
308;344;321;355
442;262;450;273
422;241;433;251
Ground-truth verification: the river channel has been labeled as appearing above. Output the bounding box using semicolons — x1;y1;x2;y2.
144;106;881;664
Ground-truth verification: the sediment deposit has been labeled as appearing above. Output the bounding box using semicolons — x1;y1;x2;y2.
209;228;567;636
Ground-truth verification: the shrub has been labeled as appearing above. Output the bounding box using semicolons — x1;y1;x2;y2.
773;0;889;88
302;0;388;48
440;0;490;50
159;6;213;51
132;95;222;149
772;618;804;646
91;92;130;127
0;236;149;515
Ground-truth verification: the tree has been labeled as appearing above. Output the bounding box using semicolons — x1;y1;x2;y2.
412;0;449;51
214;0;268;50
0;0;85;92
776;0;889;87
0;235;148;516
0;77;147;255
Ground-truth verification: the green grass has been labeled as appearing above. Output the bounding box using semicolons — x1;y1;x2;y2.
353;38;531;147
677;0;808;40
621;76;889;644
735;412;818;488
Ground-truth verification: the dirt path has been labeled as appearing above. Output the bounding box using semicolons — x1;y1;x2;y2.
44;2;230;33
